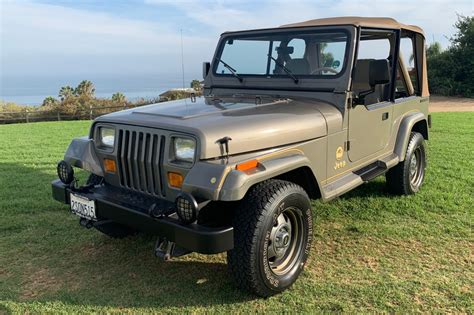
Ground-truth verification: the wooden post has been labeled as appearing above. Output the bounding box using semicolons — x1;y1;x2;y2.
57;110;61;121
25;109;29;123
89;104;93;120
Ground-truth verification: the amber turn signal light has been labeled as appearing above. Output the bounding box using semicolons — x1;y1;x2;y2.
168;172;184;188
236;159;259;171
103;159;116;173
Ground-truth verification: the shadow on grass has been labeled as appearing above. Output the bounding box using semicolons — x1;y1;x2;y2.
0;163;253;309
55;234;255;308
1;163;393;309
340;179;393;200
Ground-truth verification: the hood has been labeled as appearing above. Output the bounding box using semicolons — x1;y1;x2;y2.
96;96;342;159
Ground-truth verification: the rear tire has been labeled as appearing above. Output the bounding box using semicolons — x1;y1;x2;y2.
227;180;313;297
386;132;426;195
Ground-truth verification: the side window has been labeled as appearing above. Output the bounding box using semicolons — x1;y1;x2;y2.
357;38;391;60
399;36;419;95
395;67;408;98
353;32;394;105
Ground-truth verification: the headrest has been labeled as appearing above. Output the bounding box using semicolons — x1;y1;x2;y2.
285;58;310;74
369;59;390;86
276;46;294;55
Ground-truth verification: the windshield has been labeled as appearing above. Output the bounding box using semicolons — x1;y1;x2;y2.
214;30;349;79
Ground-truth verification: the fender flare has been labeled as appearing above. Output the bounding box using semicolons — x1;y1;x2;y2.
394;112;427;161
218;154;320;201
63;137;104;176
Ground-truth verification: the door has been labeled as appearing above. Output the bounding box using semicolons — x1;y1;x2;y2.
348;102;393;162
348;30;396;162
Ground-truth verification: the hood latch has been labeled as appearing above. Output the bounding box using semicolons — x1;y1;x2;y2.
216;136;232;161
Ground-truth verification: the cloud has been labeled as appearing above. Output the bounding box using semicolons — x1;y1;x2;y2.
1;1;215;77
1;1;214;55
145;0;473;46
1;0;471;80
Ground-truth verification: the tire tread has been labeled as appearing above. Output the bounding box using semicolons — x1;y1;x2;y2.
386;132;425;195
227;179;309;297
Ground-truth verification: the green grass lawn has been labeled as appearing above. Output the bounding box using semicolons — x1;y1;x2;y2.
0;113;473;313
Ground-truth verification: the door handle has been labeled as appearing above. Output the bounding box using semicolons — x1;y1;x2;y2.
382;112;389;121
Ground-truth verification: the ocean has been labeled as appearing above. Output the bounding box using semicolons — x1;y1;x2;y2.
0;73;200;106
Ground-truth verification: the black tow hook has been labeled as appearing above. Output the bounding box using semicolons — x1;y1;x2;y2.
154;237;175;261
154;237;191;261
79;218;94;229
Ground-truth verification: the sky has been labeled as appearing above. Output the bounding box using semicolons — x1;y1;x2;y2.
0;0;472;102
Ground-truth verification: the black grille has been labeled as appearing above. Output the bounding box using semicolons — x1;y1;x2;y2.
117;128;166;196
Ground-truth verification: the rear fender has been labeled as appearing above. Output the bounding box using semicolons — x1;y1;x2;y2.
394;112;427;161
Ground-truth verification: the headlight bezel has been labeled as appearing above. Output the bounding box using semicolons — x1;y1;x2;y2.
170;135;197;166
95;125;116;151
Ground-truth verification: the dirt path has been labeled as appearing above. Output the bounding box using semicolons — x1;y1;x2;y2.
429;96;474;112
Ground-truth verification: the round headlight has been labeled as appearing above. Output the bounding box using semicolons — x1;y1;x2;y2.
100;127;115;148
57;160;74;184
175;193;198;224
173;137;196;163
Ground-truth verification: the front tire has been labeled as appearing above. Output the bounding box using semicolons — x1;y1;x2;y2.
227;180;313;297
386;132;426;195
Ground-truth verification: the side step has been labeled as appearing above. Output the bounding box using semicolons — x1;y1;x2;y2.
354;161;387;182
322;154;399;201
354;154;399;182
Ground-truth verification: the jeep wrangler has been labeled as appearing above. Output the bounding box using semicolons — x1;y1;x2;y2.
52;17;431;297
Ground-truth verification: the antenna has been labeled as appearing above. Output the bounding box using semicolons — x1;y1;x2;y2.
180;29;185;90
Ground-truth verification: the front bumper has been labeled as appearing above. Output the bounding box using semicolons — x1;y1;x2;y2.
51;180;233;254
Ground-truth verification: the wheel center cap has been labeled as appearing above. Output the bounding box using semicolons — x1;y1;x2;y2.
410;155;417;176
273;225;291;258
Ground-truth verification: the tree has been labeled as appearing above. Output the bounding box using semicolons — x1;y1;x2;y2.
58;86;75;101
190;79;201;91
426;42;442;58
450;14;473;51
75;80;95;98
111;92;127;103
42;96;58;107
319;42;335;68
427;15;473;97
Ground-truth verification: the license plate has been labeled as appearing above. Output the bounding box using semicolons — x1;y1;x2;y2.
70;193;97;220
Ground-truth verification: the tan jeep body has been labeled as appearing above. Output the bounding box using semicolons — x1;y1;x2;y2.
53;16;430;257
84;17;429;203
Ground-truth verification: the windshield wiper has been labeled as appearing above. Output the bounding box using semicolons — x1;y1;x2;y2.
268;55;299;84
215;58;243;83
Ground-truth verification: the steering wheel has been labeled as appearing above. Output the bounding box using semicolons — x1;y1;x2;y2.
310;67;339;74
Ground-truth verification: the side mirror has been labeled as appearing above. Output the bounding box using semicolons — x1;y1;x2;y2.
202;62;210;79
369;59;390;86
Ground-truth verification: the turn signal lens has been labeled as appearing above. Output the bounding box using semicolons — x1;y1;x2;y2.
104;159;116;173
168;172;184;188
236;159;259;171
